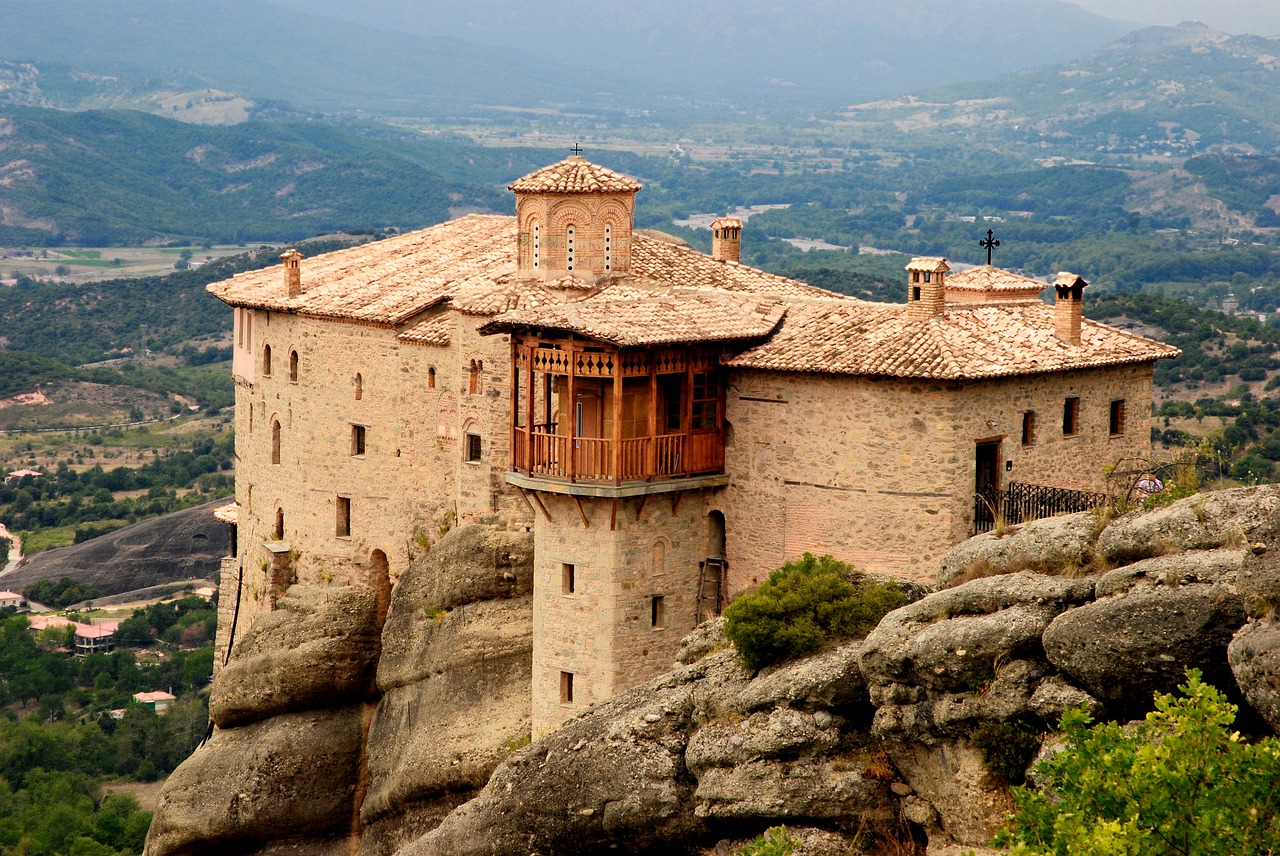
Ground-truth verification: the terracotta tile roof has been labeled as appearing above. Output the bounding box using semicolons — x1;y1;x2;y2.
134;691;177;703
508;156;642;194
710;216;743;229
481;291;787;348
206;215;517;325
630;236;838;299
946;265;1047;296
907;257;950;272
212;502;238;525
398;313;452;347
725;298;1180;380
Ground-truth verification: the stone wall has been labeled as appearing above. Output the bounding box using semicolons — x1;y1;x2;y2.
219;307;531;666
530;490;715;737
719;363;1154;590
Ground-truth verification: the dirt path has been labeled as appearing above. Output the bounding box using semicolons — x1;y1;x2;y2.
0;524;21;577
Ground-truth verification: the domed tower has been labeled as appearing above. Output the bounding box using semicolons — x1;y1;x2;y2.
509;154;642;280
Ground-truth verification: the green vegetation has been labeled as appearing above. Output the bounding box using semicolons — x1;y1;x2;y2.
998;671;1280;855
1;431;233;554
734;826;801;856
23;577;102;609
0;599;217;854
723;553;908;671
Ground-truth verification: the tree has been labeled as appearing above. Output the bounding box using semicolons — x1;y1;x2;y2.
998;670;1280;855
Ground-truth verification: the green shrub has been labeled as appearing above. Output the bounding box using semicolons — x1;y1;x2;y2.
723;553;907;671
997;670;1280;855
735;826;800;856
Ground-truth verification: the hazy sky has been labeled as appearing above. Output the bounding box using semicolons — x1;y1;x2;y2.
1067;0;1280;35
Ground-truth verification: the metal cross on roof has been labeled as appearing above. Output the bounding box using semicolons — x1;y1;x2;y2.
570;142;583;156
979;229;1001;266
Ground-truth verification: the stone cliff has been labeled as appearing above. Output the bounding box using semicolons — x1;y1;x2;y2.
146;485;1280;854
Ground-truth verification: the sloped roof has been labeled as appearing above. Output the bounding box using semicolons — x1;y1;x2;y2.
482;291;787;347
630;237;835;300
946;265;1047;295
508;156;642;194
725;298;1180;380
398;313;452;347
206;215;517;324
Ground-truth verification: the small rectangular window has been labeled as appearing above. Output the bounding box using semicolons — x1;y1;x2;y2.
561;563;575;594
651;595;666;628
1063;397;1080;436
351;425;366;456
465;433;482;462
1021;411;1036;446
560;671;574;704
336;496;351;538
1110;399;1126;435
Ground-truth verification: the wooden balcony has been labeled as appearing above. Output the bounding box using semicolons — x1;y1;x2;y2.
513;426;725;485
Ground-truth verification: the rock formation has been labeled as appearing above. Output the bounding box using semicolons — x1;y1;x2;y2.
147;485;1280;855
4;498;229;597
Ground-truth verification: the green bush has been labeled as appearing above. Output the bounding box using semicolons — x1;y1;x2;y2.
735;826;800;856
723;553;907;671
998;670;1280;855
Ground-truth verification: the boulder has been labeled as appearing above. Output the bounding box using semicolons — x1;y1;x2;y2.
210;585;381;728
1229;619;1280;734
937;512;1096;588
144;706;365;856
1043;583;1247;705
1095;484;1280;564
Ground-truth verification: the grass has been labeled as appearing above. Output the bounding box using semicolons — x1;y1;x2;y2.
18;523;90;555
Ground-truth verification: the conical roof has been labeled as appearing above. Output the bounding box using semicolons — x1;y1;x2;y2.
508;156;642;194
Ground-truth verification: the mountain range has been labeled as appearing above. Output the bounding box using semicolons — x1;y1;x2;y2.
0;0;1132;120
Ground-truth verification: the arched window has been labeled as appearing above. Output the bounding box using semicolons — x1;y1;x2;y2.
565;225;575;271
604;224;612;271
469;360;482;395
353;373;363;400
532;221;541;270
652;539;667;576
262;344;272;376
274;507;284;539
271;419;281;464
428;367;436;389
289;350;299;382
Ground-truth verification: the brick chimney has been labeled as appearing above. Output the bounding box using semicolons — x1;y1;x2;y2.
710;216;743;263
906;257;950;319
1054;272;1087;345
281;249;303;296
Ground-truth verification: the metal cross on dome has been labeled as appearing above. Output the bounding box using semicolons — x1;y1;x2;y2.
570;142;583;156
979;229;1000;266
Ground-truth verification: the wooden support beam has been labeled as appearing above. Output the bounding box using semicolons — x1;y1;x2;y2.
612;355;623;485
610;499;618;531
515;486;537;517
572;495;590;529
671;491;683;516
635;494;650;521
529;490;553;523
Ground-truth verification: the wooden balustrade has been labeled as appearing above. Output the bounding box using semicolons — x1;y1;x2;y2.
514;428;723;484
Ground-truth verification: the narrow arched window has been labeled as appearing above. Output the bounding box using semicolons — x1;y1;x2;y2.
271;420;281;464
532;222;541;270
469;360;482;395
262;344;272;376
274;507;284;539
604;224;612;271
428;367;436;389
566;225;575;271
353;373;363;400
289;350;298;382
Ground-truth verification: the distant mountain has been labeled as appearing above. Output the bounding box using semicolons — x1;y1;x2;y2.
0;0;1131;121
832;22;1280;155
0;109;548;245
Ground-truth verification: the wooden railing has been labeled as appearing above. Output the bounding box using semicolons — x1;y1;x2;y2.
513;428;724;484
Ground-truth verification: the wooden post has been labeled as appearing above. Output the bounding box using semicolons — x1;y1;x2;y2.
647;353;658;478
510;339;520;473
682;352;694;477
612;351;623;485
524;342;536;474
566;339;576;482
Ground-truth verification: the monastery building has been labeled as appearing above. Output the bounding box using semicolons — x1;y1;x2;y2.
207;155;1178;735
